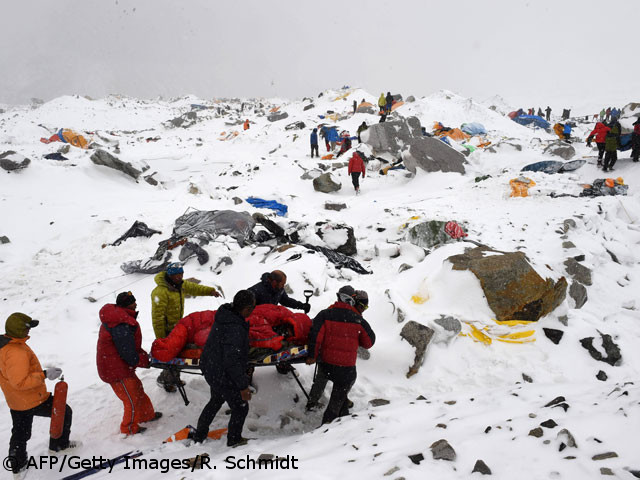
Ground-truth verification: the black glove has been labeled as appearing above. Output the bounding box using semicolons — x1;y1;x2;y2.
303;303;311;314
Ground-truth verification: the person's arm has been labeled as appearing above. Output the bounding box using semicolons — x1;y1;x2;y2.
221;325;249;391
151;289;168;338
306;312;326;360
182;281;217;297
358;319;376;349
348;159;353;175
4;349;45;390
109;324;140;367
279;291;306;310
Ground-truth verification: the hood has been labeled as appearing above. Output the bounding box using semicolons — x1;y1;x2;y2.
99;304;137;329
154;272;179;291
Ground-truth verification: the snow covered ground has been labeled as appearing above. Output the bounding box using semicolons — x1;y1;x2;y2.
1;88;639;479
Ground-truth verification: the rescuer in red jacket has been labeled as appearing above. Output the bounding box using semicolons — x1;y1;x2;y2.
97;292;161;435
305;286;375;425
348;150;366;193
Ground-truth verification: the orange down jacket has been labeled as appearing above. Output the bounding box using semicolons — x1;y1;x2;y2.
0;336;49;411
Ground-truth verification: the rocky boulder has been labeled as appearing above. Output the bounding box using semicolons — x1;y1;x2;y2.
315;222;356;256
543;141;576;160
0;151;31;172
268;111;289;122
313;172;341;193
400;321;434;378
580;333;622;366
448;246;567;321
90;150;143;180
361;117;466;174
430;439;456;461
407;220;456;249
167;111;198;128
285;121;306;131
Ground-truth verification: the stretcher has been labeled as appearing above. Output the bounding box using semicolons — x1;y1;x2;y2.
150;345;310;406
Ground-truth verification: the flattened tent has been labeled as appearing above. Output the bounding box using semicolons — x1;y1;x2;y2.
512;115;550;129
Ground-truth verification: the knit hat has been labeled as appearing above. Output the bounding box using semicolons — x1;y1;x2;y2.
354;290;368;306
337;285;356;305
166;262;184;276
5;313;39;339
116;291;136;308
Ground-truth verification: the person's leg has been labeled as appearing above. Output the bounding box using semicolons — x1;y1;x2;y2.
111;378;143;435
220;387;249;446
128;375;156;424
321;366;356;425
307;363;329;408
609;151;617;169
603;151;612;171
194;386;225;442
351;172;360;191
597;143;605;164
9;407;36;472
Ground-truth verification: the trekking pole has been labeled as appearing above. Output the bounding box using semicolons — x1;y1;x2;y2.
303;290;313;311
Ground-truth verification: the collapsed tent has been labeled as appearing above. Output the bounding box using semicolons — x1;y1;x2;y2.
40;129;89;149
460;123;487;135
303;244;372;275
512;115;550;129
245;197;288;217
150;304;312;361
111;221;161;246
121;210;256;274
580;178;628;197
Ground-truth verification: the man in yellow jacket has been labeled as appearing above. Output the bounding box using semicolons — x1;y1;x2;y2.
0;313;78;474
152;263;220;392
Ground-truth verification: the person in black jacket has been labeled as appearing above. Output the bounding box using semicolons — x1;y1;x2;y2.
385;92;393;114
193;290;256;447
248;270;310;314
305;286;375;425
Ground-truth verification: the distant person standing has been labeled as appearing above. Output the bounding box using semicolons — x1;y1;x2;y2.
352;99;357;114
320;126;330;152
537;107;543;117
563;123;572;141
327;127;339;152
356;121;368;143
562;108;571;120
605;107;611;122
603;118;622;172
600;108;606;121
310;128;319;158
586;121;610;167
631;118;640;163
347;150;366;194
385;92;393;114
545;106;552;121
378;93;386;114
243;119;250;131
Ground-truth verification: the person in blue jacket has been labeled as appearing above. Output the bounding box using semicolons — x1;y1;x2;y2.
320;126;330;152
563;123;572;141
327;127;340;152
310;128;319;158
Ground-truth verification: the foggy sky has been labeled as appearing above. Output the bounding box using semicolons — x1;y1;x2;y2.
1;0;638;113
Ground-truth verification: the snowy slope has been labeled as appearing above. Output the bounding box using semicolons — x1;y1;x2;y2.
1;88;639;480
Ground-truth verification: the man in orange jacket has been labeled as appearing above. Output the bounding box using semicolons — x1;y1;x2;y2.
0;313;78;474
348;150;366;194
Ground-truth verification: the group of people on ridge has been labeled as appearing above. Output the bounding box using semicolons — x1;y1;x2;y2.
1;264;375;474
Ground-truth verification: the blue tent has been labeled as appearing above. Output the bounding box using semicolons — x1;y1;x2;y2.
512;115;550;129
521;161;564;174
245;197;288;217
461;122;487;135
620;133;633;151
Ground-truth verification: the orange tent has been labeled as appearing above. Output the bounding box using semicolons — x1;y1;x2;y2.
440;128;470;142
390;101;404;112
40;129;89;149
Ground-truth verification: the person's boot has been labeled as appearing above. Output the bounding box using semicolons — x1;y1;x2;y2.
228;437;251;447
49;440;82;454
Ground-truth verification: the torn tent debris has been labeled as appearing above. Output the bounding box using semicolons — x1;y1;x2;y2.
110;221;161;247
245;197;288;217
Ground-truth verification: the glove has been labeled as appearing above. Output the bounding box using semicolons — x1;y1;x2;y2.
210;289;221;298
303;303;311;314
137;351;151;369
45;367;62;380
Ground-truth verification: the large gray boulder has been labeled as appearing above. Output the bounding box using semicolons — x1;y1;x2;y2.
268;111;289;122
90;150;142;180
543;141;576;160
313;173;341;193
361;117;466;174
315;222;356;256
448;246;567;321
0;151;31;172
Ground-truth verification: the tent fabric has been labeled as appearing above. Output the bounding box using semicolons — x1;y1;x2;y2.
245;197;288;217
173;210;256;246
43;153;68;161
553;123;566;139
111;221;161;246
441;128;470;141
559;159;586;172
509;177;536;197
512;115;550;129
390;101;405;112
581;178;628;197
461;123;487;135
620;133;633;151
302;244;372;275
521;161;564;174
40;129;89;148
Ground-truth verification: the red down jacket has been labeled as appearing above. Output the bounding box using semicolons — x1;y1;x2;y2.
151;304;312;362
